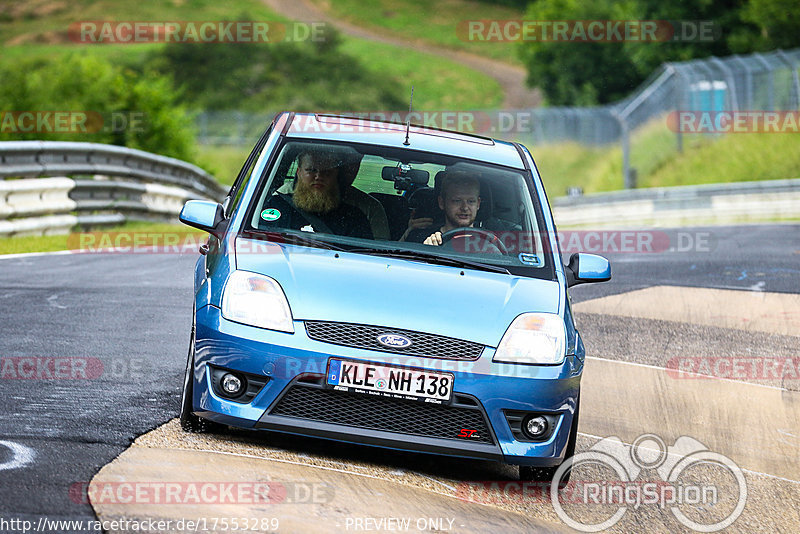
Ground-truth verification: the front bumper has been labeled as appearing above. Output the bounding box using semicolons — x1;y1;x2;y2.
192;305;582;466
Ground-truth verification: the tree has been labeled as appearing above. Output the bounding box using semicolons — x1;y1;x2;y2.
518;0;642;105
518;0;792;106
740;0;800;50
0;55;195;162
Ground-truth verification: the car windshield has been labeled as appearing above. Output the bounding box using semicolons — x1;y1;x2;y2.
244;140;552;277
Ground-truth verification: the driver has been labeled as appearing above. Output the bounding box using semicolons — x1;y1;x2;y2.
404;171;481;245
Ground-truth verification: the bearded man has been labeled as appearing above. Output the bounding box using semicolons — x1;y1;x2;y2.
259;149;372;239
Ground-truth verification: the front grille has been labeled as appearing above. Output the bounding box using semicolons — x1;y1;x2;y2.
304;321;484;361
270;382;494;444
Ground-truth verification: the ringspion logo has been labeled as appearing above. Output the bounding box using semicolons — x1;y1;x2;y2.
550;434;747;532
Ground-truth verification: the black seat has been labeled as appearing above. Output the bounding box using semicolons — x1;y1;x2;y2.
370;193;411;240
407;187;441;221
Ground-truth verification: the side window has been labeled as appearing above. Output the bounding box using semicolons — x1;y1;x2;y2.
224;124;273;217
350;155;394;195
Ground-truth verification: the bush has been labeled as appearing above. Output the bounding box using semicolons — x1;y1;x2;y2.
0;54;195;162
153;28;406;112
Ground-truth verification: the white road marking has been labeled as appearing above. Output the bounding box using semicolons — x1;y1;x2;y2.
166;447;497;505
586;356;792;392
0;250;76;261
47;294;68;309
577;432;800;485
418;473;457;491
0;440;35;471
777;429;799;448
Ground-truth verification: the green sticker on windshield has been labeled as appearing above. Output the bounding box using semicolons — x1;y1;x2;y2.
261;208;281;221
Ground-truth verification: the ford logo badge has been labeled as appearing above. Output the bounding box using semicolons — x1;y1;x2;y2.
377;333;412;349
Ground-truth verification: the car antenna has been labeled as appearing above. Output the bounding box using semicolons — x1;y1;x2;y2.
403;86;414;146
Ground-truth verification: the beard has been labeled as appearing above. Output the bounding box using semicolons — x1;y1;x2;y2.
294;180;340;214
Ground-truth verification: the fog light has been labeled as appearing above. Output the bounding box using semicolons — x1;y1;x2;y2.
221;373;243;395
525;416;548;438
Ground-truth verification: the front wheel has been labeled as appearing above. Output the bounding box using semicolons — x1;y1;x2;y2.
179;325;222;433
519;398;580;483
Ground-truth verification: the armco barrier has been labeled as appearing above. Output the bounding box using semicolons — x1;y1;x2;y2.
0;141;226;237
552;178;800;228
3;141;798;236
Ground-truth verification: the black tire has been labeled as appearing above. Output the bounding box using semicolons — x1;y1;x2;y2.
519;398;580;484
179;325;222;433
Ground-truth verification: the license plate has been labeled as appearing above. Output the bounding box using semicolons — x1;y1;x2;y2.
326;359;454;404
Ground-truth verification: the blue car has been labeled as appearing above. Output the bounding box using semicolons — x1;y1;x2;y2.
179;112;610;481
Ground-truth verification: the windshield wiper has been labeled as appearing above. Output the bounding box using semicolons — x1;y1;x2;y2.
246;230;346;251
347;247;511;274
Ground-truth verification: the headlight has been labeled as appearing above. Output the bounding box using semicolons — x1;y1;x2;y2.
221;271;294;333
493;313;566;365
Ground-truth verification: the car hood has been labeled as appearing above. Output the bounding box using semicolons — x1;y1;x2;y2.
235;238;561;347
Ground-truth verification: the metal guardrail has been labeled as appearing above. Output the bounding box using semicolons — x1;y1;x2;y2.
2;142;797;236
0;141;226;237
552;178;800;228
0;141;225;199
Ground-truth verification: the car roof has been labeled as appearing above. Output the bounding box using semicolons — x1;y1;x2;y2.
283;113;526;170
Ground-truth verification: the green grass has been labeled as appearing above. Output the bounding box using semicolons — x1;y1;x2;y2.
0;0;289;46
196;144;252;186
309;0;525;65
338;37;503;110
0;1;503;112
530;116;800;197
0;221;203;255
0;0;504;187
648;133;800;187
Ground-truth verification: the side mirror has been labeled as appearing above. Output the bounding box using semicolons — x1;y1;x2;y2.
565;253;611;287
180;200;225;237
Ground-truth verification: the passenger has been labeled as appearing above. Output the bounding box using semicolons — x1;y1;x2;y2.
276;150;390;239
261;149;372;239
403;171;481;245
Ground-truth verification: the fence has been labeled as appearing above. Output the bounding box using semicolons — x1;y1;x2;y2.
0;141;226;237
195;48;800;189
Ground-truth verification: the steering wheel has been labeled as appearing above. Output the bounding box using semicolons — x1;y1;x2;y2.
440;227;509;255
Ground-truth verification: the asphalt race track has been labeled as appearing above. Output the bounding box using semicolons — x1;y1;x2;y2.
0;224;798;533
